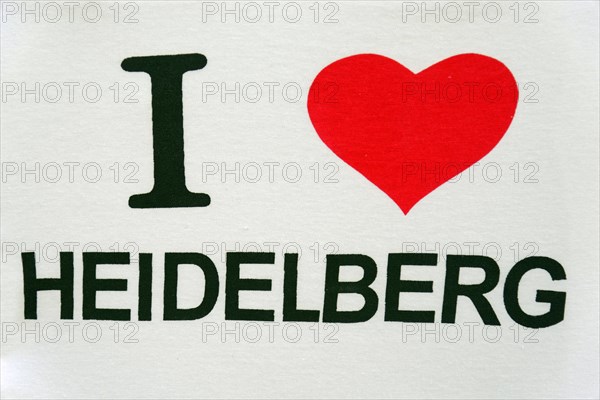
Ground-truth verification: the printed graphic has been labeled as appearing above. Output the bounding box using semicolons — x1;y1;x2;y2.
1;1;598;399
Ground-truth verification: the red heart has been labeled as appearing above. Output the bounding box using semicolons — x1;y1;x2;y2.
307;54;518;214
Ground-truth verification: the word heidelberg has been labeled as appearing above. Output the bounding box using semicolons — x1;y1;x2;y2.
21;251;566;329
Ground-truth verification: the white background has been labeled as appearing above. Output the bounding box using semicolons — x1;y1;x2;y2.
1;1;599;398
